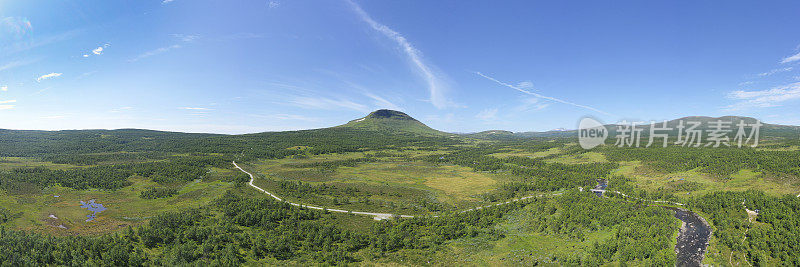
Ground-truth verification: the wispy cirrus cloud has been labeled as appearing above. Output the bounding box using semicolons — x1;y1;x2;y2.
364;92;401;111
0;99;16;110
37;72;62;82
2;28;81;56
726;82;800;110
515;97;549;112
289;96;370;112
161;0;175;4
781;51;800;64
129;34;196;62
346;0;454;109
110;106;133;113
343;81;403;111
474;72;614;116
516;81;534;90
169;34;199;42
475;108;498;121
129;44;181;62
179;107;212;111
758;67;793;77
251;113;320;122
40;115;66;119
0;58;38;72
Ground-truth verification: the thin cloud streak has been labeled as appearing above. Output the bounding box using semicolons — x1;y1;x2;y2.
758;67;792;77
0;58;38;72
289;96;370;113
129;44;181;62
474;72;614;116
781;52;800;64
364;92;401;111
346;0;451;109
475;108;498;121
726;82;800;110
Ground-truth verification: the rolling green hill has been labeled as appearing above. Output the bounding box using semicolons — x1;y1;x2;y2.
337;109;449;136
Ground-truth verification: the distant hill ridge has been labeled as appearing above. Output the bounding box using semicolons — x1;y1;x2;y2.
1;111;797;139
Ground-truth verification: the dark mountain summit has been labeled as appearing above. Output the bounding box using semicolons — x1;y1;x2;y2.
364;109;419;121
339;109;446;136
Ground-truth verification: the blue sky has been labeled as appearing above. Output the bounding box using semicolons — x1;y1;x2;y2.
1;0;799;134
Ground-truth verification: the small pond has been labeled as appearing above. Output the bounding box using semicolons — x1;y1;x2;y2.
79;199;107;222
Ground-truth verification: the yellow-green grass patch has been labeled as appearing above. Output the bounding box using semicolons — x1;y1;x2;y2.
545;151;608;164
611;161;800;199
489;147;563;159
0;176;234;235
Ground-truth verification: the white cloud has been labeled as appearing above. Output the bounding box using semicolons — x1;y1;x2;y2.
82;54;89;58
252;113;319;122
781;52;800;64
515;97;549;112
738;81;754;86
474;72;614;116
516;81;534;90
162;0;175;4
727;82;800;110
268;1;280;8
1;85;7;91
364;92;401;111
476;108;498;121
289;96;370;112
0;58;38;72
170;34;199;42
129;44;181;62
36;72;62;82
347;0;454;109
110;106;133;113
40;115;65;119
0;105;14;110
758;67;792;77
92;46;103;55
0;100;17;104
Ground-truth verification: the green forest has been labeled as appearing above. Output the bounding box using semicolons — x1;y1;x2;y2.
0;121;798;266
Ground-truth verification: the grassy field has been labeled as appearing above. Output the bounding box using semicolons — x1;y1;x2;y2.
489;147;563;159
244;151;508;214
545;151;608;164
611;161;800;198
0;158;237;235
0;157;85;170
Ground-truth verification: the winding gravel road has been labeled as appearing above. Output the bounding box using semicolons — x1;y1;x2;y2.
235;161;715;265
233;161;554;220
234;161;412;220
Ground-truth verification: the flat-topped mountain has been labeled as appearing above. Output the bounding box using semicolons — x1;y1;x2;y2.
338;109;445;135
363;109;419;120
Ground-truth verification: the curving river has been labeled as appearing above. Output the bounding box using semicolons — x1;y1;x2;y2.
595;179;711;267
665;207;711;267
